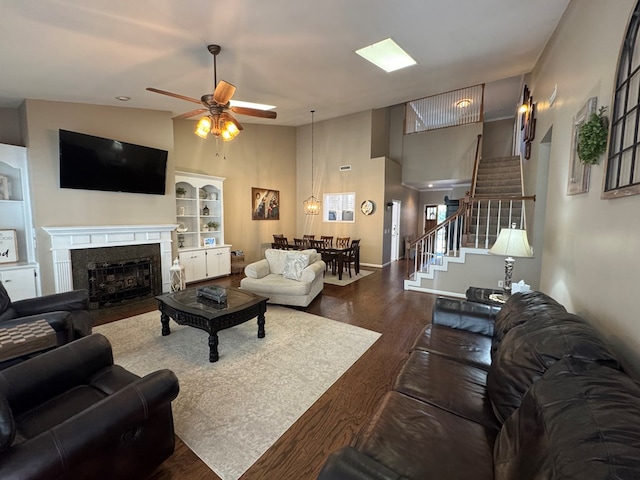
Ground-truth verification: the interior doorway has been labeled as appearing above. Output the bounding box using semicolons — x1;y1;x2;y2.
390;200;401;262
424;204;448;254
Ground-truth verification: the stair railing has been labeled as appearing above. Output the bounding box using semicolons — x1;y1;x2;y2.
465;194;536;249
406;193;536;279
469;134;482;197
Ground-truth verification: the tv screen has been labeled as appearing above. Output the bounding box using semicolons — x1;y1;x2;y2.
59;129;168;195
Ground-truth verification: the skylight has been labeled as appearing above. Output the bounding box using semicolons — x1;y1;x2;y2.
355;38;416;73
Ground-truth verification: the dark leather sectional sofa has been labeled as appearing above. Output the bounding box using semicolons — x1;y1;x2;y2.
318;291;640;479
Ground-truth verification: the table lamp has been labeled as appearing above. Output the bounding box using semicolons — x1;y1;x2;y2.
488;224;533;300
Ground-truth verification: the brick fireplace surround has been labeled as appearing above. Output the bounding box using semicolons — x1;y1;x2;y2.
42;225;176;294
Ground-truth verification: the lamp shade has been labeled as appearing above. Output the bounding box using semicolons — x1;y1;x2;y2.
489;227;533;258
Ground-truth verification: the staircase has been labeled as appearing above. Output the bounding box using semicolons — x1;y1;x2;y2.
405;148;535;293
466;156;525;248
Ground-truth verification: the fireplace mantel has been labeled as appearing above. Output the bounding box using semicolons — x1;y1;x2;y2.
43;224;177;293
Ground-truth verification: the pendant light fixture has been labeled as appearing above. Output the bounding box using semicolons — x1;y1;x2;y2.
303;110;321;215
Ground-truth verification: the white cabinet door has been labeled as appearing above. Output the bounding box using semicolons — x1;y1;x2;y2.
1;266;37;301
205;247;231;278
179;250;207;283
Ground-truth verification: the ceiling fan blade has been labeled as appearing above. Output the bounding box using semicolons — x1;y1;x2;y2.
213;80;236;105
146;87;201;105
221;112;244;131
173;109;207;120
230;106;277;119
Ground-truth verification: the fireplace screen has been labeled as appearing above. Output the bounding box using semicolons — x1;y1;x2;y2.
71;244;162;309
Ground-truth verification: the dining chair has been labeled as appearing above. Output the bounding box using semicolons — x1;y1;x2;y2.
336;237;350;249
272;236;289;249
320;235;334;248
302;234;315;248
309;239;324;250
293;238;307;248
319;236;336;274
341;239;360;278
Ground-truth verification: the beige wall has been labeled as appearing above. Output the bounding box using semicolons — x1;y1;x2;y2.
530;0;640;374
0;107;23;146
402;122;482;184
482;118;515;159
21;100;176;294
296;111;386;265
173;120;297;263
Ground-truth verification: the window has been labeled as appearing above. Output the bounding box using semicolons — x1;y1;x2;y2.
604;3;640;198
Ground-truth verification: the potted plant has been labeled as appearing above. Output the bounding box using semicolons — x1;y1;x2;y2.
176;187;187;198
207;221;219;231
578;106;608;165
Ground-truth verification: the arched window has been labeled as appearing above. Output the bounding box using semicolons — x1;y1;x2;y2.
604;3;640;198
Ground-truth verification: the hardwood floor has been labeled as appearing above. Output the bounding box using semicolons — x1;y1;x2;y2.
91;261;436;480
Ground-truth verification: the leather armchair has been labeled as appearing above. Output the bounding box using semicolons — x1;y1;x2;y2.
0;333;180;480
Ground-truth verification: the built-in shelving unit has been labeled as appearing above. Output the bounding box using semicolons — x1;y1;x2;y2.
0;143;40;300
174;171;230;283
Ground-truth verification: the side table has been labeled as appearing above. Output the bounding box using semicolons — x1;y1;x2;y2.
0;319;57;362
465;286;506;307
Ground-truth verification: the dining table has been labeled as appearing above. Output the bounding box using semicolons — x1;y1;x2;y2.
269;239;360;280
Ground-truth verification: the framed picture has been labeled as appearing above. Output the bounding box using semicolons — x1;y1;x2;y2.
567;97;596;195
252;188;279;220
203;237;216;246
0;229;18;263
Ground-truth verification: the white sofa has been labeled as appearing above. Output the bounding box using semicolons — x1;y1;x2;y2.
240;248;325;307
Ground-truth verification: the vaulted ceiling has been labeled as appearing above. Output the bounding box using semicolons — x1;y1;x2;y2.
0;1;570;126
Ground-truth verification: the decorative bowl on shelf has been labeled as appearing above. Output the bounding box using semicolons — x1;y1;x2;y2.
199;188;208;199
176;223;188;233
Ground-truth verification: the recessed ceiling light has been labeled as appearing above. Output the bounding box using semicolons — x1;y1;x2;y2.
428;183;434;188
229;100;276;111
355;38;416;73
456;99;472;108
115;96;131;102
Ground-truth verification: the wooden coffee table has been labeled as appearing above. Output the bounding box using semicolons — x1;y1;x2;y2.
156;287;268;362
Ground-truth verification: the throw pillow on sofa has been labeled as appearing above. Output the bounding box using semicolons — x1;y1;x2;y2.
282;252;310;281
487;312;619;423
494;356;640;479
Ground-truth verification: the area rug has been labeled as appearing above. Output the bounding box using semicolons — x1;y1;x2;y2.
94;306;380;480
323;269;374;286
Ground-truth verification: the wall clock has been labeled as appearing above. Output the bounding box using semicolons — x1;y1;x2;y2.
360;200;375;215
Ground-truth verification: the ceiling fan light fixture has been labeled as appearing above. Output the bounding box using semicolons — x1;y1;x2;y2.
220;120;240;141
195;116;212;139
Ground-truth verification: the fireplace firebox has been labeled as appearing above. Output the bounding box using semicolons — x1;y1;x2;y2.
71;244;162;309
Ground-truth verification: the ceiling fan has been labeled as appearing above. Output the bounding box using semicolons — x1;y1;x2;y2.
146;44;276;141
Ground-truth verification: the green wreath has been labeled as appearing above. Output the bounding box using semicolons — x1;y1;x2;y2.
578;106;608;165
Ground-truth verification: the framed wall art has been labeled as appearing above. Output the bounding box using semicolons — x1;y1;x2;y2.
252;188;280;220
0;229;18;263
567;97;596;195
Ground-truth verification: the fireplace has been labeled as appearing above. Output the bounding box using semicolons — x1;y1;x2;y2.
71;244;162;309
43;225;176;295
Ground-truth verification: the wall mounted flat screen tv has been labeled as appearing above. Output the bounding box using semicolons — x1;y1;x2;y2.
59;129;168;195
